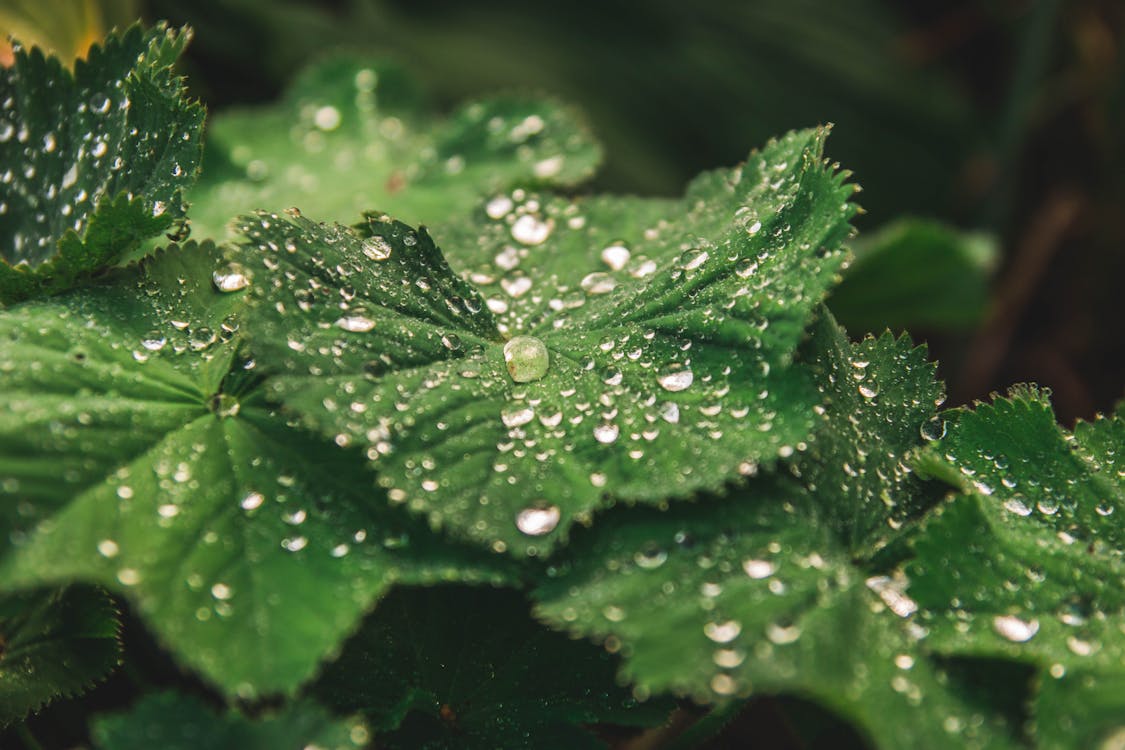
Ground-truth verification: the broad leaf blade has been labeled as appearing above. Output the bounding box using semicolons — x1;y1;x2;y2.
0;243;515;697
313;585;669;750
0;23;204;303
532;484;1014;749
92;691;365;750
0;586;120;727
186;57;600;240
240;128;855;556
905;389;1125;670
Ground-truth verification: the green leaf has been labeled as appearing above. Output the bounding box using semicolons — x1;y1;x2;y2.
0;586;120;726
790;309;947;554
0;243;515;698
531;481;1014;749
313;585;669;749
91;691;366;750
0;23;204;304
238;127;856;556
185;57;600;241
828;219;998;333
903;389;1125;671
1033;670;1125;750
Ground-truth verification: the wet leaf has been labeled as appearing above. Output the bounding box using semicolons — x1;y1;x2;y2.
531;480;1014;749
0;586;120;726
829;219;998;333
904;389;1125;671
238;127;855;556
0;243;515;698
186;57;600;241
91;691;365;750
791;309;946;554
0;23;204;303
312;585;670;750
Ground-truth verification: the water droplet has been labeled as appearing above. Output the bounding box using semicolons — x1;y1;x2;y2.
858;383;879;399
580;272;617;295
593;423;620;444
742;559;775;579
211;583;233;600
503;336;549;383
510;214;553;245
314;105;341;130
501;406;535;428
1002;496;1032;516
704;620;741;643
336;314;376;332
361;236;393;261
241;491;265;510
515;505;560;536
656;365;694;392
766;622;802;644
97;539;120;558
601;243;631;271
486;195;513;219
212;263;250;292
634;545;668;569
992;614;1038;642
920;416;947;441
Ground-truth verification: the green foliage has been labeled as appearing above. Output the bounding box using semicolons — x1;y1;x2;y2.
0;22;203;303
0;586;120;726
829;218;999;333
238;128;854;556
91;691;367;749
313;585;669;748
0;18;1120;750
186;57;600;241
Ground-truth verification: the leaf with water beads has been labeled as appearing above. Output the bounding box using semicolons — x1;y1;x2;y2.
91;691;366;750
788;309;947;555
185;57;600;241
901;389;1125;672
0;243;516;698
0;586;120;727
0;23;204;304
531;479;1015;749
238;128;852;556
311;585;671;750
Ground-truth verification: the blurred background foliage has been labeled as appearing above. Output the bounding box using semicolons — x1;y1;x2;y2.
3;0;1122;421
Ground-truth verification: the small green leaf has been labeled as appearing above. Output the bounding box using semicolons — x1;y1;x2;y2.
904;389;1125;670
791;309;946;554
0;586;120;726
0;23;204;303
91;691;366;750
829;219;998;333
239;127;855;556
313;585;670;749
0;243;515;697
532;482;1014;749
185;57;600;240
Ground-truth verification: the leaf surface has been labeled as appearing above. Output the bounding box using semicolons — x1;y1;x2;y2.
0;586;120;726
239;128;855;555
186;57;600;240
905;390;1125;670
0;23;203;303
0;243;514;697
313;585;669;749
91;691;365;750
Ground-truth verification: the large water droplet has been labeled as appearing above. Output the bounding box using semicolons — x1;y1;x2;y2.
336;314;376;332
656;365;694;392
704;620;741;643
503;336;549;383
515;505;560;536
510;214;553;245
361;236;393;261
212;263;250;293
742;559;775;579
593;423;620;444
601;243;631;271
992;614;1039;642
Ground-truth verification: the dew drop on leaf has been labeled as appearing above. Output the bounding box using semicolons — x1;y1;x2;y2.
656;364;694;392
600;243;631;271
361;236;393;261
992;614;1039;642
515;505;561;536
335;314;376;333
503;336;549;383
212;263;250;293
